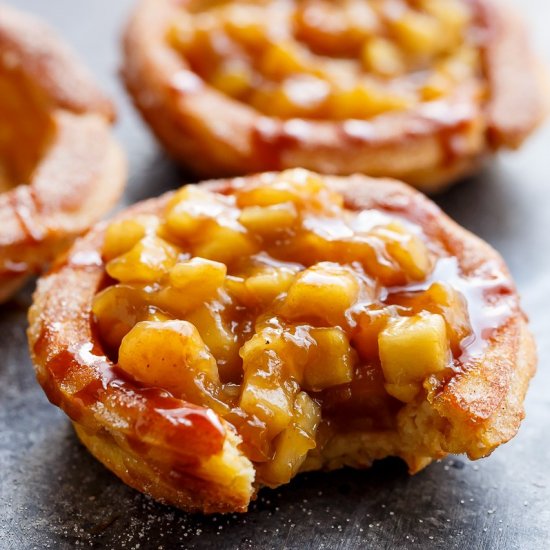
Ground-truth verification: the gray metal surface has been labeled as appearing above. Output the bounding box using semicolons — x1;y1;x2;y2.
1;1;549;548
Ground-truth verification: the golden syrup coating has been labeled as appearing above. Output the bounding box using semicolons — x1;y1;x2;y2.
168;0;482;120
93;169;484;486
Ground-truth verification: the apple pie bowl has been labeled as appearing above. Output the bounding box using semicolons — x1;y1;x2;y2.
0;5;126;303
28;169;535;513
123;0;546;192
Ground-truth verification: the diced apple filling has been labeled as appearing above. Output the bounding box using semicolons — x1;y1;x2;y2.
302;327;356;391
279;263;360;325
170;257;227;290
377;223;433;281
244;267;296;306
351;306;394;362
163;186;225;240
94;170;475;486
105;236;178;284
118;320;227;412
238;203;298;235
102;215;160;261
155;257;227;313
168;0;478;120
362;37;405;77
235;170;339;212
239;348;298;438
388;282;472;354
259;392;321;486
185;302;243;384
379;312;450;402
93;285;171;351
193;224;258;266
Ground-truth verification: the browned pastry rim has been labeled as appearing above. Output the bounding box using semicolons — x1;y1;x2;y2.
28;172;536;513
122;0;546;191
0;5;126;303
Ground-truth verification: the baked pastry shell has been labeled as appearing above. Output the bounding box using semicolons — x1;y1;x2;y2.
27;173;536;513
122;0;546;192
0;5;126;303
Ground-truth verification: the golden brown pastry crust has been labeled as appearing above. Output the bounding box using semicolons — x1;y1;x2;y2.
28;172;536;513
122;0;546;192
0;5;126;303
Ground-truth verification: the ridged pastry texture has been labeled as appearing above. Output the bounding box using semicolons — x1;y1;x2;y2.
0;4;126;303
123;0;546;191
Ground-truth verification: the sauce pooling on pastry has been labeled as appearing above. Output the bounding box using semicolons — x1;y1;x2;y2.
92;169;514;486
168;0;483;120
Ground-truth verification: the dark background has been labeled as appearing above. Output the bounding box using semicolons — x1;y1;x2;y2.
1;1;549;548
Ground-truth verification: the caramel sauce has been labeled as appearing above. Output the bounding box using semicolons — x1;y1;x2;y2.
89;170;513;483
169;0;483;122
385;256;515;361
34;317;227;457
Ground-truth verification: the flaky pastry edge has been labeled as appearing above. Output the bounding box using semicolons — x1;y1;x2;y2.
27;173;536;513
0;5;126;303
122;0;546;191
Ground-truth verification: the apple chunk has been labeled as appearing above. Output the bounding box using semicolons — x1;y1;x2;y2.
239;348;296;439
378;312;450;401
106;236;178;284
279;262;360;325
239;203;298;236
118;320;224;408
302;327;355;391
260;391;320;486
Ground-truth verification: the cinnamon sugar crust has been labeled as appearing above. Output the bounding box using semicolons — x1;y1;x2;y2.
122;0;546;191
0;5;126;303
28;172;536;513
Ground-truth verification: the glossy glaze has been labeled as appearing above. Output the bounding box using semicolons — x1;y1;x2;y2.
169;0;483;121
91;170;515;484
